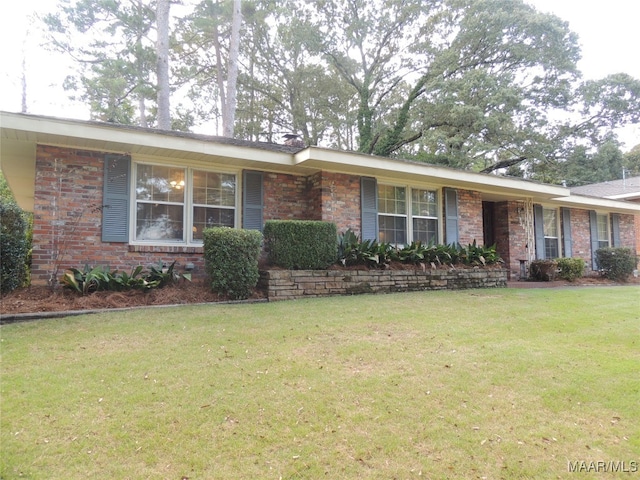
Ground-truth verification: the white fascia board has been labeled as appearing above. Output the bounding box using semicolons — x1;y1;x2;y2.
295;146;568;199
606;192;640;201
1;112;293;167
552;194;640;214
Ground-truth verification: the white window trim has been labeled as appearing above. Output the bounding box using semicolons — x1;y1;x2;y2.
129;160;241;247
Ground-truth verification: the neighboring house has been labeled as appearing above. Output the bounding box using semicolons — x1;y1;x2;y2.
1;111;639;285
571;177;640;255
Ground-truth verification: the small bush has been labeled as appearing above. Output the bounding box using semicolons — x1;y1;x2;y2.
595;247;638;281
556;258;585;282
204;227;262;300
530;260;558;281
264;220;337;269
0;200;28;294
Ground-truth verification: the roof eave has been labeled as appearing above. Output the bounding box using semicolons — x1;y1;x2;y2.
295;146;569;200
552;194;640;214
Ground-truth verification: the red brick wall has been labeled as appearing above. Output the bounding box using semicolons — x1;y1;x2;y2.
317;172;361;235
619;214;637;253
456;189;483;245
567;209;591;270
491;201;531;279
262;172;312;221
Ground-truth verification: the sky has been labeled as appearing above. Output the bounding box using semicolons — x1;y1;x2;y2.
1;0;639;149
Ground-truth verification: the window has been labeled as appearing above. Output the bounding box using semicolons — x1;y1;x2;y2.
596;213;609;249
378;184;439;245
192;171;236;241
135;164;186;241
543;208;559;259
378;185;407;244
412;188;438;244
134;163;236;244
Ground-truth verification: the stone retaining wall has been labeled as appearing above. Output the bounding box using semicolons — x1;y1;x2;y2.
259;268;507;301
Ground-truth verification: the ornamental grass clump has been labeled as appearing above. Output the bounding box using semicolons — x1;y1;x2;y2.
203;227;262;300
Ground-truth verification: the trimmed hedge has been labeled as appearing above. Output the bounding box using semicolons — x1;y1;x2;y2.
556;257;585;282
263;220;338;270
595;247;638;281
203;227;263;300
0;200;28;294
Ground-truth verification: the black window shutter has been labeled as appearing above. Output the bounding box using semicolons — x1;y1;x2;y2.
561;207;572;258
589;210;599;270
243;171;264;231
360;177;378;241
533;204;545;260
443;188;459;245
102;154;131;242
611;213;621;247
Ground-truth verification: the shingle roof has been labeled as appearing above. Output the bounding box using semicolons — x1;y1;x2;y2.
570;177;640;199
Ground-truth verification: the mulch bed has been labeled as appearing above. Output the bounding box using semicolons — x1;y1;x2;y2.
1;269;637;316
0;281;265;316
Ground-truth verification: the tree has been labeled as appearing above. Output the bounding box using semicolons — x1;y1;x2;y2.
624;144;640;177
232;0;354;145
43;0;158;125
175;0;244;136
552;136;625;187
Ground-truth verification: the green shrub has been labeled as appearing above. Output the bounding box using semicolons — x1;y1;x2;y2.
61;261;187;294
529;260;558;281
0;200;28;294
264;220;337;269
595;247;638;281
556;257;585;282
338;229;392;268
337;234;503;269
203;227;262;300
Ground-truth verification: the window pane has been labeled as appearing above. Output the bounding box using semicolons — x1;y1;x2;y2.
192;207;235;241
379;215;406;245
412;189;437;217
597;214;608;243
378;185;406;215
192;170;236;207
136;164;185;203
543;209;557;237
545;238;559;259
136;203;184;241
413;218;437;244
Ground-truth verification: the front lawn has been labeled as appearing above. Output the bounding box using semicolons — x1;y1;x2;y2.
1;287;638;479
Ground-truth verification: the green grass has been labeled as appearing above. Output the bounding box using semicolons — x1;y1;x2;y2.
1;287;639;479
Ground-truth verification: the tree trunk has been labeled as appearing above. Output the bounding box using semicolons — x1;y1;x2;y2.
222;0;242;138
156;0;171;130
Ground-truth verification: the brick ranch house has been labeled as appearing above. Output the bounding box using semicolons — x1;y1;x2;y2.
1;111;639;285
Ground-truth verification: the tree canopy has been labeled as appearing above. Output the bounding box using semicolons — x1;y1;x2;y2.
40;0;640;182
